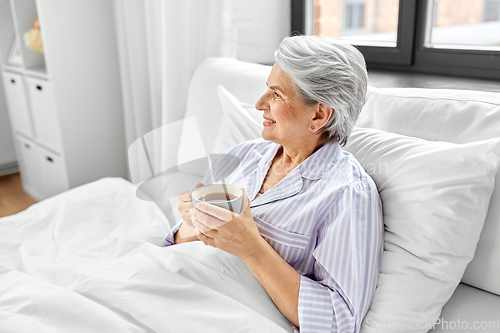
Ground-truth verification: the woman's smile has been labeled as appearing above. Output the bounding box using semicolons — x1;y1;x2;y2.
263;116;276;126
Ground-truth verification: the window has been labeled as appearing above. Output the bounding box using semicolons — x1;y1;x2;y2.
426;0;500;50
314;0;400;46
484;0;500;22
292;0;500;79
344;0;366;31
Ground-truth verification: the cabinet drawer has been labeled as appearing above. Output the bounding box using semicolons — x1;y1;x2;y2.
26;77;63;152
17;136;43;200
2;72;33;137
39;149;70;198
16;136;70;200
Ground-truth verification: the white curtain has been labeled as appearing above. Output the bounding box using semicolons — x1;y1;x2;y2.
113;0;236;182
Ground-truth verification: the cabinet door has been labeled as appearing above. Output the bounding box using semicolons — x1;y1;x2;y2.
17;136;43;200
39;148;69;198
2;72;33;137
26;77;63;152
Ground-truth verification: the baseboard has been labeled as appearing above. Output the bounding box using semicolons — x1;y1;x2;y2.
0;161;19;177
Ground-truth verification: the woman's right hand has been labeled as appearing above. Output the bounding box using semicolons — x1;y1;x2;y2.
177;182;205;228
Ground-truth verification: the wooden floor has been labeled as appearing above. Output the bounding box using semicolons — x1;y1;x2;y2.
0;173;37;218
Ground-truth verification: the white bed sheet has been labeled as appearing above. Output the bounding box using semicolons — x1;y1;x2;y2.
0;177;292;333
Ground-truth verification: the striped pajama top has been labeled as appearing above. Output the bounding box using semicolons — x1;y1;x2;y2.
164;138;384;333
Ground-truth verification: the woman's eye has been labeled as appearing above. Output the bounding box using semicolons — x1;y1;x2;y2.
274;92;281;99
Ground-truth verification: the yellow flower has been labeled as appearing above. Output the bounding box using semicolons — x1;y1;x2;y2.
24;28;44;54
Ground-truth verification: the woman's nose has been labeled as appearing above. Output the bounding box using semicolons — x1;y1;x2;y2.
255;91;269;111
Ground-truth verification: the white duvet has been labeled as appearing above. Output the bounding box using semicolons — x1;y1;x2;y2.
0;177;292;333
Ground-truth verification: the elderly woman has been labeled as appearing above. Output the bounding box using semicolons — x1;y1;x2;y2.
164;35;383;333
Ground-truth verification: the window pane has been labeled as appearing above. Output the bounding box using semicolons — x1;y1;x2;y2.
313;0;400;47
425;0;500;50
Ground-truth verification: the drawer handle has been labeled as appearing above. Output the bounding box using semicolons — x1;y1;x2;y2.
36;85;43;91
11;79;16;84
46;156;53;163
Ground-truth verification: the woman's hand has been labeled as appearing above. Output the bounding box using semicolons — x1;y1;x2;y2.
177;182;205;228
190;188;266;259
191;189;300;326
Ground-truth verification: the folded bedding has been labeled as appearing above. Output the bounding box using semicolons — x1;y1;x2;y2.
0;177;292;333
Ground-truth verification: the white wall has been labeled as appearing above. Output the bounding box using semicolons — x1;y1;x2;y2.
235;0;291;64
0;74;17;174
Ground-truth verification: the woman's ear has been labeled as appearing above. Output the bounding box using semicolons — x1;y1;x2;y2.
311;104;333;131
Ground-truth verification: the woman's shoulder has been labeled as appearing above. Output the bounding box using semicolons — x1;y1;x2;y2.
328;146;379;193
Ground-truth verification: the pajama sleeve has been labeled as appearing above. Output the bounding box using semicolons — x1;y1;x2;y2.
162;220;184;246
295;183;383;333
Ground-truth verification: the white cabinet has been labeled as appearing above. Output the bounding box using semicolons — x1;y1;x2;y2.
38;147;69;198
16;136;42;199
16;135;69;200
0;72;17;175
25;77;62;152
2;72;33;137
0;0;126;201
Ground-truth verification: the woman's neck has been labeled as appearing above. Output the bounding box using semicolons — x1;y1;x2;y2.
278;138;325;167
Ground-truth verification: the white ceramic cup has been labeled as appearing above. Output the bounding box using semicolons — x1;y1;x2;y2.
192;184;243;214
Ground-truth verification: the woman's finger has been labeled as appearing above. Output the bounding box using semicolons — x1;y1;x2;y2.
179;189;193;203
195;202;235;223
179;182;204;203
191;207;227;230
191;213;212;233
192;218;219;243
196;232;214;246
194;224;218;239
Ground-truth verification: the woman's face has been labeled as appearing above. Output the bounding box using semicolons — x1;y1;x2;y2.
255;64;317;148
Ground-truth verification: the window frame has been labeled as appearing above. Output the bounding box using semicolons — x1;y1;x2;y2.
356;0;417;65
413;0;500;78
292;0;500;80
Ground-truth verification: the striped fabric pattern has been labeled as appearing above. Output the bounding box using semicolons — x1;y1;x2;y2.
164;139;384;333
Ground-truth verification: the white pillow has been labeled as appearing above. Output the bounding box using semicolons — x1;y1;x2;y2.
357;87;500;296
343;127;500;333
212;85;263;154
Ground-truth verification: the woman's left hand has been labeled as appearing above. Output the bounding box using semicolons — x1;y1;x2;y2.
190;188;265;259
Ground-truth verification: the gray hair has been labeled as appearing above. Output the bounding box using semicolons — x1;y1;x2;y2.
274;35;368;146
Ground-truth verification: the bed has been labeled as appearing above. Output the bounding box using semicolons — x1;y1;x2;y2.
0;177;293;332
1;57;500;333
